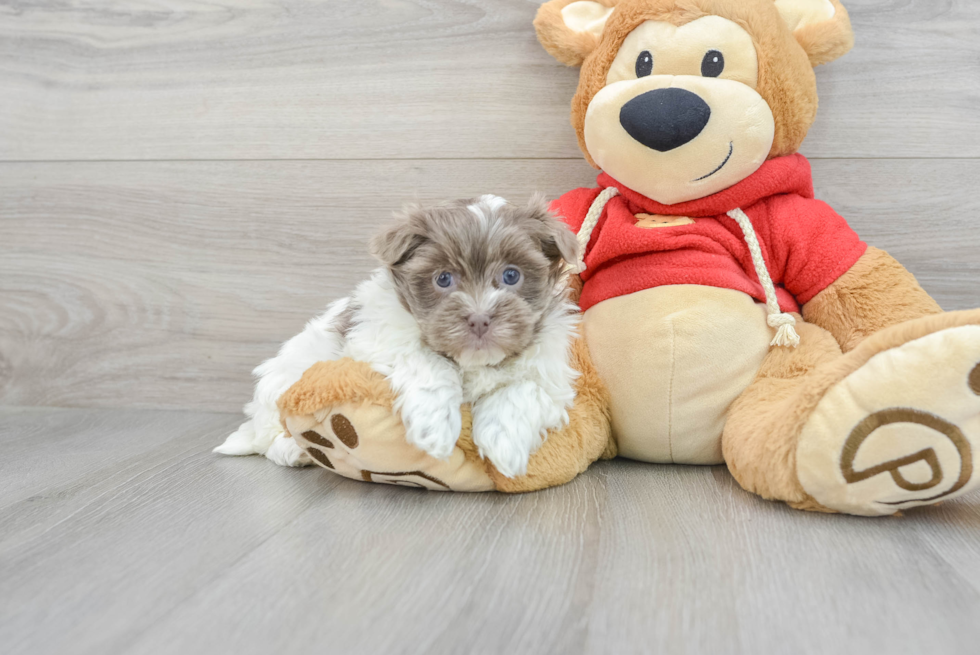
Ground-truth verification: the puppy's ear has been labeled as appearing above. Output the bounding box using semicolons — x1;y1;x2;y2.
370;207;427;267
775;0;854;66
534;0;616;67
524;194;581;270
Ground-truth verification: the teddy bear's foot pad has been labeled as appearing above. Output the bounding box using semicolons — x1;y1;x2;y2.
797;325;980;516
285;402;496;492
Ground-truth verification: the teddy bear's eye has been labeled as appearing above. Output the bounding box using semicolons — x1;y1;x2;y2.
635;50;653;78
701;50;725;77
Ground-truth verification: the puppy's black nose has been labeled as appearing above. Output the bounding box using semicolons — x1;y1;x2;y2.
619;88;711;152
467;314;490;338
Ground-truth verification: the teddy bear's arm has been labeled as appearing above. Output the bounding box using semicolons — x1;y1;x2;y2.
801;247;942;352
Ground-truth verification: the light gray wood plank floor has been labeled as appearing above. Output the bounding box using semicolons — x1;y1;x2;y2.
2;407;980;655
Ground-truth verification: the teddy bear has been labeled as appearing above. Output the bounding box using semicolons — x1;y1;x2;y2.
279;0;980;516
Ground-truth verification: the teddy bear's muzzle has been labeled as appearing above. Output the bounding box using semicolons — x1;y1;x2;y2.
618;87;711;152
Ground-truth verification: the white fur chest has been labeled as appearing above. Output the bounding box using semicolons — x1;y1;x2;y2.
460;361;524;403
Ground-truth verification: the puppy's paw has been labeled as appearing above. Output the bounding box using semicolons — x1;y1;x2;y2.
402;401;462;461
265;433;314;467
472;412;539;478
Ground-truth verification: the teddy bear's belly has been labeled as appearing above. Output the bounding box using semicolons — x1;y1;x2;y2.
582;285;772;464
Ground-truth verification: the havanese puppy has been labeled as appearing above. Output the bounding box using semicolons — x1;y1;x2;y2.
215;194;582;477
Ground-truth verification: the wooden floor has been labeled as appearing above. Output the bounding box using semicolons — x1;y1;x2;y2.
2;1;980;653
3;407;980;655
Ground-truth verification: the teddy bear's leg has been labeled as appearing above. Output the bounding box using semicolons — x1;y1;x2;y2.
722;317;844;508
794;311;980;515
801;247;943;352
725;309;980;515
280;358;498;492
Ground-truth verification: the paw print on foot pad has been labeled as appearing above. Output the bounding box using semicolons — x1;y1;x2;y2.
294;413;359;472
296;414;361;471
329;414;359;449
300;429;336;469
361;469;450;490
286;408;495;492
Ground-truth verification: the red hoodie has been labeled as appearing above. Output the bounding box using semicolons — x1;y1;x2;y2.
551;154;867;313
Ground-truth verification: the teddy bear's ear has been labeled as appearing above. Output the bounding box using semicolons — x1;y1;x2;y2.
534;0;616;67
774;0;854;66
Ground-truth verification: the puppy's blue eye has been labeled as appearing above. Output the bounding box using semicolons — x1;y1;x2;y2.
501;268;521;286
435;272;454;288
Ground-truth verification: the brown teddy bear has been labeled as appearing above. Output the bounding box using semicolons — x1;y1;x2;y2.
281;0;980;516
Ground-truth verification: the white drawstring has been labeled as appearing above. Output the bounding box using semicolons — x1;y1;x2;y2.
727;208;800;348
573;187;619;272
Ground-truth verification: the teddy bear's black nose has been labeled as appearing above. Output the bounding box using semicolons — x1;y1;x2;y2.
619;88;711;152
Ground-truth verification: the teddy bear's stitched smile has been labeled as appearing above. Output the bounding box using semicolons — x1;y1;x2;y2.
693;141;734;182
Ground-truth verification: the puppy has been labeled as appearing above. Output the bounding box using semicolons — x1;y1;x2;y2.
214;194;582;477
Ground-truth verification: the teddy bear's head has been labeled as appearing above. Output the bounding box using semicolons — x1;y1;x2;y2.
535;0;853;204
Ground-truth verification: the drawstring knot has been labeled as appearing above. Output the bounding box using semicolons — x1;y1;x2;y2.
767;312;801;348
727;208;800;348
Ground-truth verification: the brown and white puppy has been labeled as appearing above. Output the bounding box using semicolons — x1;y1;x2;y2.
216;195;582;478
